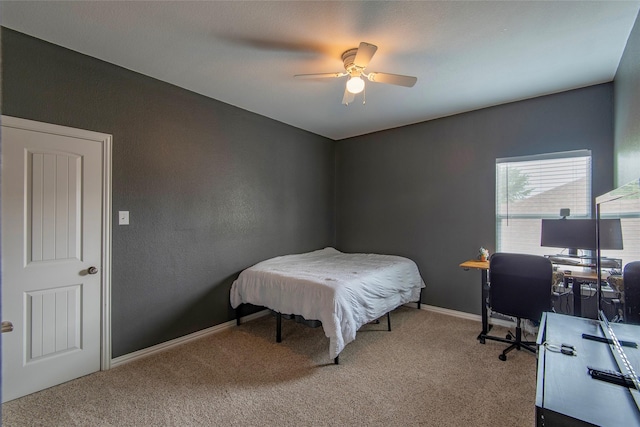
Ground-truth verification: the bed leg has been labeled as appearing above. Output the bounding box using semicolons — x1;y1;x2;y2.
236;305;241;326
387;312;392;331
334;355;339;365
276;312;282;343
418;288;423;310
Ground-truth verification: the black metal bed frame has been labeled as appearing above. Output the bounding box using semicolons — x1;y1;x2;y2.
236;305;393;365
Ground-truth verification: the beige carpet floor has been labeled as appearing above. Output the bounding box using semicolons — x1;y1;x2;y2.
2;307;537;426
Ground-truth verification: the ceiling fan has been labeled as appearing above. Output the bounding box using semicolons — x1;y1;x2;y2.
294;42;417;105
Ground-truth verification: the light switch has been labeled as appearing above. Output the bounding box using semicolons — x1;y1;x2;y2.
119;211;130;225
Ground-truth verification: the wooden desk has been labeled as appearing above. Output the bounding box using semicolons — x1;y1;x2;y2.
459;259;489;271
536;312;640;426
460;259;490;339
565;270;598;281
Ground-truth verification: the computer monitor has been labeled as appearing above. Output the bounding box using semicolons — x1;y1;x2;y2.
540;218;623;255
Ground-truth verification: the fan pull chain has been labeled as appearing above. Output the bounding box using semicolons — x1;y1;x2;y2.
363;84;366;105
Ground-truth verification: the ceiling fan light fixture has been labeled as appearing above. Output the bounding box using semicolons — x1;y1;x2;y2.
346;76;365;94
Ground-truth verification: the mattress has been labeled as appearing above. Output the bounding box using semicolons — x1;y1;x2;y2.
230;247;425;359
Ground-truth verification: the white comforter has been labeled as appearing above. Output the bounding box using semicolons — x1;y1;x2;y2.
230;247;425;359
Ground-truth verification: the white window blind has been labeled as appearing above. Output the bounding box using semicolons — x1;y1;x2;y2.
496;150;592;255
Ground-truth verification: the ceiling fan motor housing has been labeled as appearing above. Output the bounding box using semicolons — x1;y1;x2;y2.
342;48;362;76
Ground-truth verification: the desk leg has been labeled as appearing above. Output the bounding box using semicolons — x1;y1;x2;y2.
479;269;491;340
478;269;513;345
572;279;581;317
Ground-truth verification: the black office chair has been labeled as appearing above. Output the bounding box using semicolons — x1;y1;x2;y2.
623;261;640;324
485;252;553;361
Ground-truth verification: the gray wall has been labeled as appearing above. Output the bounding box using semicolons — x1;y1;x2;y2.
1;25;622;355
614;10;640;186
1;28;336;357
336;84;614;315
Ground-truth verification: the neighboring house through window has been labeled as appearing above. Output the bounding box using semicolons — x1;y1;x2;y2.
496;150;592;256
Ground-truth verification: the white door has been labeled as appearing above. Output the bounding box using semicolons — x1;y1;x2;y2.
1;117;111;402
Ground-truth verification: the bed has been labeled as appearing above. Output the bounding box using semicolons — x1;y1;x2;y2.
230;247;425;363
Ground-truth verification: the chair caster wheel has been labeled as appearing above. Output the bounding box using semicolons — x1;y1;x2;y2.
499;354;507;361
506;333;512;340
479;337;485;344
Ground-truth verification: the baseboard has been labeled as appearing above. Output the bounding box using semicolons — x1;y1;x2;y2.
111;304;535;368
418;303;482;322
110;309;269;368
417;303;537;334
113;305;467;367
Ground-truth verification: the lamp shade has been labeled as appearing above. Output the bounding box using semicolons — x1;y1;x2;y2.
346;76;365;94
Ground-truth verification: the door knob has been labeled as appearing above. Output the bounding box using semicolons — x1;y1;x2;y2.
87;266;98;275
2;321;14;333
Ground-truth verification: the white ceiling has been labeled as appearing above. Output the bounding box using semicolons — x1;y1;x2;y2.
2;1;640;140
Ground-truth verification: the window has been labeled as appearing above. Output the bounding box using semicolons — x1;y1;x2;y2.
496;150;592;256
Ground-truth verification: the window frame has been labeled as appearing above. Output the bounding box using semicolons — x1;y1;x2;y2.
495;149;593;255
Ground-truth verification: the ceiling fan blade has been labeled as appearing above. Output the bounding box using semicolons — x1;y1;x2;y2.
367;72;417;87
353;42;377;69
294;72;347;79
342;87;355;105
214;34;328;54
